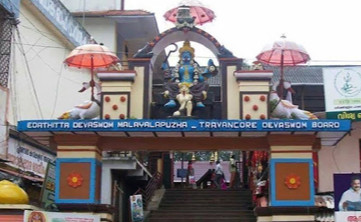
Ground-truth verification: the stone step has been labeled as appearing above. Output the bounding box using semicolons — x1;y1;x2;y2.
160;203;251;208
164;193;251;196
146;189;256;222
165;189;251;194
163;195;252;199
146;217;257;222
153;209;253;213
158;206;253;211
160;202;252;206
150;211;254;217
165;191;251;193
161;197;252;201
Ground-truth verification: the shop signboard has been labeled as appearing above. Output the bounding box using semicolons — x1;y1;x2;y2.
40;162;56;210
7;137;56;177
335;212;361;222
130;194;144;222
23;210;100;222
334;173;361;221
323;67;361;121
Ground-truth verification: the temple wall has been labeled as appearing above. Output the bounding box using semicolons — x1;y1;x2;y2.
318;122;361;192
131;66;145;118
227;66;239;119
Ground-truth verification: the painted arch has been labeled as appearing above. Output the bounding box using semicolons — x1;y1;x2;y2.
134;27;235;65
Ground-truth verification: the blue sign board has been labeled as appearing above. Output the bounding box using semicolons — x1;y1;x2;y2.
29;0;90;46
17;119;351;132
0;0;20;17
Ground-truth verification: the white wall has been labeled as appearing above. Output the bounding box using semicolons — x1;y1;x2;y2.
318;121;361;192
78;17;116;52
0;87;8;159
60;0;121;12
8;2;92;123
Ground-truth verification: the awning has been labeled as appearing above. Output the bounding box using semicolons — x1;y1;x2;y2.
0;167;44;182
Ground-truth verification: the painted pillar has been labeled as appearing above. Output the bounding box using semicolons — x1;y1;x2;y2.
97;70;136;119
128;58;152;119
219;58;243;119
234;70;272;120
54;135;102;204
259;134;318;222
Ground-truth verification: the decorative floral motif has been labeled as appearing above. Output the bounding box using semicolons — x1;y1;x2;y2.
285;174;301;189
120;96;126;102
67;172;83;188
260;95;266;102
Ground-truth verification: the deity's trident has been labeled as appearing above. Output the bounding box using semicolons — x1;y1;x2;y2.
163;43;178;65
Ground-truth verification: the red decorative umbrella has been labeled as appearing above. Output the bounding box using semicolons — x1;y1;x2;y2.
256;35;310;98
163;5;215;25
64;44;119;100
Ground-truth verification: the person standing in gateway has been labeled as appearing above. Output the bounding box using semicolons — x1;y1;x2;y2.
187;160;195;188
229;154;237;189
214;160;223;189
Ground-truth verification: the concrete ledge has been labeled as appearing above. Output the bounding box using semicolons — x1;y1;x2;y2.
146;188;166;211
234;70;273;80
97;71;136;81
56;203;115;214
0;204;41;210
255;206;320;216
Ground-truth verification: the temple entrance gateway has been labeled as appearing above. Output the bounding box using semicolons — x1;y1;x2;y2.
17;6;351;222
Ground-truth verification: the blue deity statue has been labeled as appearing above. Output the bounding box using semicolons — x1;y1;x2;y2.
163;41;217;109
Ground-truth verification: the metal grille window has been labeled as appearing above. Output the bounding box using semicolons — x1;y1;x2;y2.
0;7;14;88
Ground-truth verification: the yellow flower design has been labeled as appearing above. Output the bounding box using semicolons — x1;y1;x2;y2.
67;172;84;188
285;174;301;189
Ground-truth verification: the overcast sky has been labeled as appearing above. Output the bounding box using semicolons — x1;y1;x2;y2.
125;0;361;66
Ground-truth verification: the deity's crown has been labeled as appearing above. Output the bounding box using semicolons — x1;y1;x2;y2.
179;41;194;57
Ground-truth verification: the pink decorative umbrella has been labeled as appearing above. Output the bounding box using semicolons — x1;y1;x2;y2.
163;5;215;25
256;35;310;98
64;44;119;100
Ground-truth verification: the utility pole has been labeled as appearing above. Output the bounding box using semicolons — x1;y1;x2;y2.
121;0;124;10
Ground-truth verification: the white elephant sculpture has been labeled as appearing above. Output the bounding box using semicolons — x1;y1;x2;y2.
270;84;317;120
58;82;101;120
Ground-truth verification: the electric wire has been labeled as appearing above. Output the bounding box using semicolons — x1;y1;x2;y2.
15;37;86;85
10;41;361;64
7;0;63;46
14;26;44;119
24;35;46;57
50;50;67;118
9;30;20;122
8;0;361;65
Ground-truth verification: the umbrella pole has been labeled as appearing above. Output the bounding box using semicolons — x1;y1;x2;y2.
279;51;284;99
279;66;284;99
90;55;95;101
